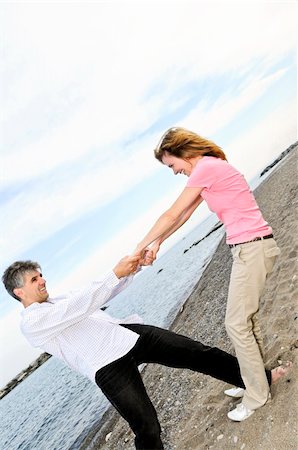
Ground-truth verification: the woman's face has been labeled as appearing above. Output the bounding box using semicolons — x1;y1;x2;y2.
161;152;198;177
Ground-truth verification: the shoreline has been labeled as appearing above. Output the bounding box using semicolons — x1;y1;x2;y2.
81;143;298;450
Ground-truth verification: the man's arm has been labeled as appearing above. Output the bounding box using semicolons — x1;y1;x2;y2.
21;255;141;346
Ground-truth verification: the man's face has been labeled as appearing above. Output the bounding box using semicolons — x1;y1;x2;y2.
16;270;49;304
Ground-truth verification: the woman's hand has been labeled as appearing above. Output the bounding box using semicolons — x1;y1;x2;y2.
148;241;160;262
137;241;161;266
139;249;154;266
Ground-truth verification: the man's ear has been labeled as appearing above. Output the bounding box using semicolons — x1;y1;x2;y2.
13;287;23;300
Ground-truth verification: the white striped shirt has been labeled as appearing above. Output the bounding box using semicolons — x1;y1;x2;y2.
20;271;143;382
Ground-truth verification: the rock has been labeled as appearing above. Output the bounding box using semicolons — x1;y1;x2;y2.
217;434;224;440
105;432;112;442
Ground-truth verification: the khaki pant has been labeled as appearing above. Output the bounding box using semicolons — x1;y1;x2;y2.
225;238;280;410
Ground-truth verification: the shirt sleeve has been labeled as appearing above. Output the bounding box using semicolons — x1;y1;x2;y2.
20;271;134;346
187;158;219;189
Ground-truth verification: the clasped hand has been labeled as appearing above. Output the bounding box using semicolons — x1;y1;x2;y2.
113;242;161;279
133;241;160;266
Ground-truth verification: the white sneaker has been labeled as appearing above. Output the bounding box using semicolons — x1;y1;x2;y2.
227;403;254;421
224;387;245;398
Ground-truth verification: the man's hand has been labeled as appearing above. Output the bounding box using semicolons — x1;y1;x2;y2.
113;255;141;279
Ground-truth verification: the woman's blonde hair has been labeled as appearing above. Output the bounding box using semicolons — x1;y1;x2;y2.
154;127;227;162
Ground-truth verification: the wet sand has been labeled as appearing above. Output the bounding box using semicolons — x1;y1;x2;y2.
83;145;298;450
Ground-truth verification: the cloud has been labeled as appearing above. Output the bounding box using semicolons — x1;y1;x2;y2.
227;98;297;178
2;2;296;161
0;133;163;261
176;67;290;137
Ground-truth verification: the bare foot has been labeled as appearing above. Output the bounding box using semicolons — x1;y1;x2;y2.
271;361;293;384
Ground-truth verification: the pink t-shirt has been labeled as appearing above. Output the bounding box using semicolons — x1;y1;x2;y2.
186;156;272;244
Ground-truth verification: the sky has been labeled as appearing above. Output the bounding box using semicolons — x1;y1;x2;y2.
0;0;296;388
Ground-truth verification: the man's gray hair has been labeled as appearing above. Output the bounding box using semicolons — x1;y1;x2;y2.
2;260;41;301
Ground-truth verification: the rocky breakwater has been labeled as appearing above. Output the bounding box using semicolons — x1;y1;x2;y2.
0;353;51;399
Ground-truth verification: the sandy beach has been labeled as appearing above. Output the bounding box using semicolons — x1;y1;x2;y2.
83;145;297;450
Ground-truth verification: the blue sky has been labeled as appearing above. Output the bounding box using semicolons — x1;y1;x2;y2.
0;1;296;387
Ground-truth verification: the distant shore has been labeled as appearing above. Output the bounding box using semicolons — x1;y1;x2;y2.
82;142;298;450
0;353;51;400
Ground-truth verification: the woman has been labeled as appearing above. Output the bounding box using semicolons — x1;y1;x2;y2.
133;127;283;422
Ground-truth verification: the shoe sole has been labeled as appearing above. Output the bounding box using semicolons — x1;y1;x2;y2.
224;388;245;398
227;409;255;422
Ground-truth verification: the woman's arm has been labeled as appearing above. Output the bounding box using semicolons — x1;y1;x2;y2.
134;186;203;254
157;194;204;244
141;194;204;264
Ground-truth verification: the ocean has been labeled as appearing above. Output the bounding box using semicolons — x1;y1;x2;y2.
0;213;224;450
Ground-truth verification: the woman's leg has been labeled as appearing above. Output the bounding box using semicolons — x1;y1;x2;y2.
95;352;163;450
225;239;279;410
251;314;265;359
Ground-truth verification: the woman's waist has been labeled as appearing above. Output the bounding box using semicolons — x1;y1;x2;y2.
225;224;273;245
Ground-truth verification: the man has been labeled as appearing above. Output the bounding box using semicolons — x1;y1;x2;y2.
2;259;291;450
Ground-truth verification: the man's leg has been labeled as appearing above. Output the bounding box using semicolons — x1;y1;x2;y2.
225;239;279;411
121;324;271;388
95;351;163;450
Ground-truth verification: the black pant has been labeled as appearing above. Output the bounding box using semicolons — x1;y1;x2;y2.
95;324;271;450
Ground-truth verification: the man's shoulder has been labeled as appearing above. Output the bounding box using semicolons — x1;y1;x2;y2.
21;297;62;315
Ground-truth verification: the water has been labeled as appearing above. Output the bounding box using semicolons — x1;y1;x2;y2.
1;356;115;450
0;212;224;450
